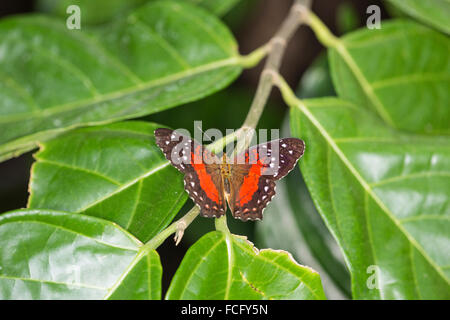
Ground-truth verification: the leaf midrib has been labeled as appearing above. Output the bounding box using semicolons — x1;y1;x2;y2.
294;101;450;286
0;274;107;291
75;161;171;213
0;56;241;124
333;42;395;127
224;234;234;300
331;23;450;129
103;247;149;299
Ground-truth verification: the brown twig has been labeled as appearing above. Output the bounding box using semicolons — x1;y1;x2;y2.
241;0;312;131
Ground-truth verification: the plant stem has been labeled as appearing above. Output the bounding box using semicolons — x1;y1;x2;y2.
215;215;231;234
304;9;340;48
274;73;300;109
210;1;313;155
238;42;272;68
207;127;243;154
242;0;311;131
141;206;200;251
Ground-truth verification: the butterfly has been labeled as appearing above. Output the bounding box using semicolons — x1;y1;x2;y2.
154;128;305;221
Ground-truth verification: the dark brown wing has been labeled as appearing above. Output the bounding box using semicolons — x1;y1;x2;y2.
242;137;305;180
154;128;226;218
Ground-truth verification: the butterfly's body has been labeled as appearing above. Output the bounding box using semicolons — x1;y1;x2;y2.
219;154;233;185
155;128;305;221
220;159;251;216
219;159;232;207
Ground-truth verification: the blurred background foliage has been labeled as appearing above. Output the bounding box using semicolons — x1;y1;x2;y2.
0;0;390;298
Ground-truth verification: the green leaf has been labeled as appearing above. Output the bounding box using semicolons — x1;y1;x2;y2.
188;0;241;17
166;231;326;300
0;209;162;300
329;20;450;134
297;53;335;99
37;0;148;25
290;97;450;299
28;121;187;242
336;2;360;35
386;0;450;34
0;1;242;162
37;0;240;25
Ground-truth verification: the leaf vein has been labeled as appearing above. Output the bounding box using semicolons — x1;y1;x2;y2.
132;16;191;70
38;159;122;186
75;161;170;213
0;57;239;124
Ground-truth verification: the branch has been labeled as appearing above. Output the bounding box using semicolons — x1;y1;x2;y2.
241;0;312;131
141;205;200;251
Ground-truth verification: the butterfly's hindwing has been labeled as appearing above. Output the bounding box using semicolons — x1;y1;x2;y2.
154;128;225;218
230;171;276;221
184;163;226;218
229;138;304;221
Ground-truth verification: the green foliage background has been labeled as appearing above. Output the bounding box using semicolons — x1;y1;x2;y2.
0;0;448;300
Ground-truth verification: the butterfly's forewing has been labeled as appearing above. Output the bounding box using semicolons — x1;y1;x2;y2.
229;138;305;221
154;128;226;218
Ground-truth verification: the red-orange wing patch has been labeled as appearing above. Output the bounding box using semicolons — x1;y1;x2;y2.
230;138;305;221
154;128;225;218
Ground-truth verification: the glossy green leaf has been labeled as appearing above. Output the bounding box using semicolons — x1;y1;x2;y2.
386;0;450;34
336;2;360;35
37;0;147;25
329;20;450;134
28;121;187;242
0;209;162;300
166;231;326;300
290;97;450;299
0;1;242;162
37;0;240;24
297;53;335;99
189;0;241;16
